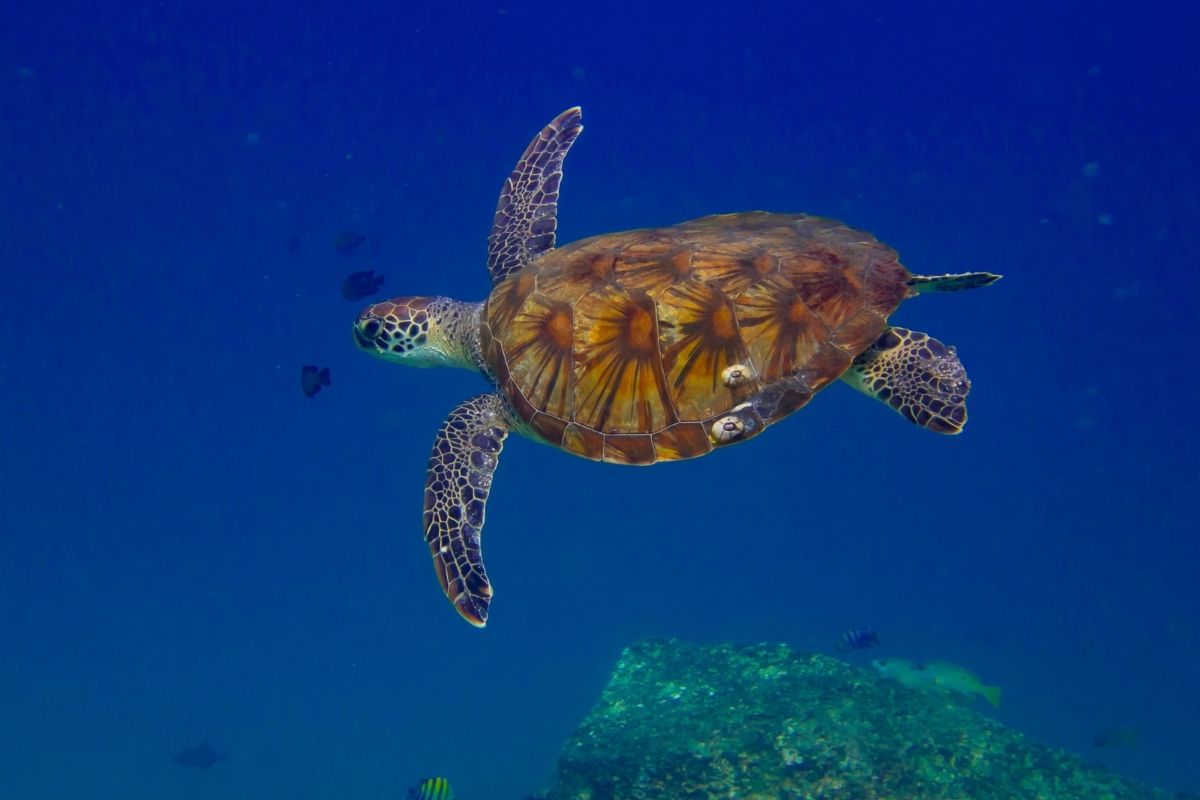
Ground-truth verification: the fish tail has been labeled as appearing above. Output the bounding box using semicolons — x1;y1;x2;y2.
319;368;331;386
981;684;1003;707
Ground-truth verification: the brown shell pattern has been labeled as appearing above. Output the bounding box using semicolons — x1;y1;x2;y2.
481;212;911;464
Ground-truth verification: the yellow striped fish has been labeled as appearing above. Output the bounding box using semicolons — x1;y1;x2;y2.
408;776;454;800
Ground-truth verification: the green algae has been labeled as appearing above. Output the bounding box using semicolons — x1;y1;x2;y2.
545;638;1173;800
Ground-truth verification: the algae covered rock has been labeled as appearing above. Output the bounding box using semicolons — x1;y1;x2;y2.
546;638;1169;800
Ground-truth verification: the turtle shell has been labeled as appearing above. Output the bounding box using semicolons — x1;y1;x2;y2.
480;212;911;465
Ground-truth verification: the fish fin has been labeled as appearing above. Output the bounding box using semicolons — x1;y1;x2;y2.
319;368;331;385
982;684;1003;707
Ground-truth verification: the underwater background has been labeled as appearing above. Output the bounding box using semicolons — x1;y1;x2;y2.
2;2;1198;798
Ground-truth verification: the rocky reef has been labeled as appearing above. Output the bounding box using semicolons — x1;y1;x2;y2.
545;638;1172;800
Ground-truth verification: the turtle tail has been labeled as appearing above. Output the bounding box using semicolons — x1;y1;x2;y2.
907;271;1002;293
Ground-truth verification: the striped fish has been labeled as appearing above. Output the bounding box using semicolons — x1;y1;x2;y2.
839;626;880;651
409;777;454;800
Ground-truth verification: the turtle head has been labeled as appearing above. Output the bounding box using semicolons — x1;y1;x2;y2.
353;296;480;370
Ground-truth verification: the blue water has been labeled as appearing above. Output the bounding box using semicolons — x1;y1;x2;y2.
2;3;1197;798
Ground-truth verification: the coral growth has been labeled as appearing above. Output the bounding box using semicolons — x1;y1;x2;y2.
546;638;1171;800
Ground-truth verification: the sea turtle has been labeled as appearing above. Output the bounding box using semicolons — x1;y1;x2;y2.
353;108;1000;627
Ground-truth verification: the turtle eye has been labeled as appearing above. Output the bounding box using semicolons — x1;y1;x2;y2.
363;319;381;339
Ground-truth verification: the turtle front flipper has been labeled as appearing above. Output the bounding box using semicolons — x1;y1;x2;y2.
841;327;970;434
906;271;1002;293
423;392;511;627
486;107;583;284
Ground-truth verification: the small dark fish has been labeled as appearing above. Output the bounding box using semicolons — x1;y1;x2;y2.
341;269;385;301
408;776;454;800
1093;726;1140;749
173;741;224;770
284;235;300;255
334;230;366;254
838;626;880;651
301;365;331;398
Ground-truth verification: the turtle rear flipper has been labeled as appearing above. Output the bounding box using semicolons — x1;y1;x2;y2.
424;392;511;627
841;327;970;434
